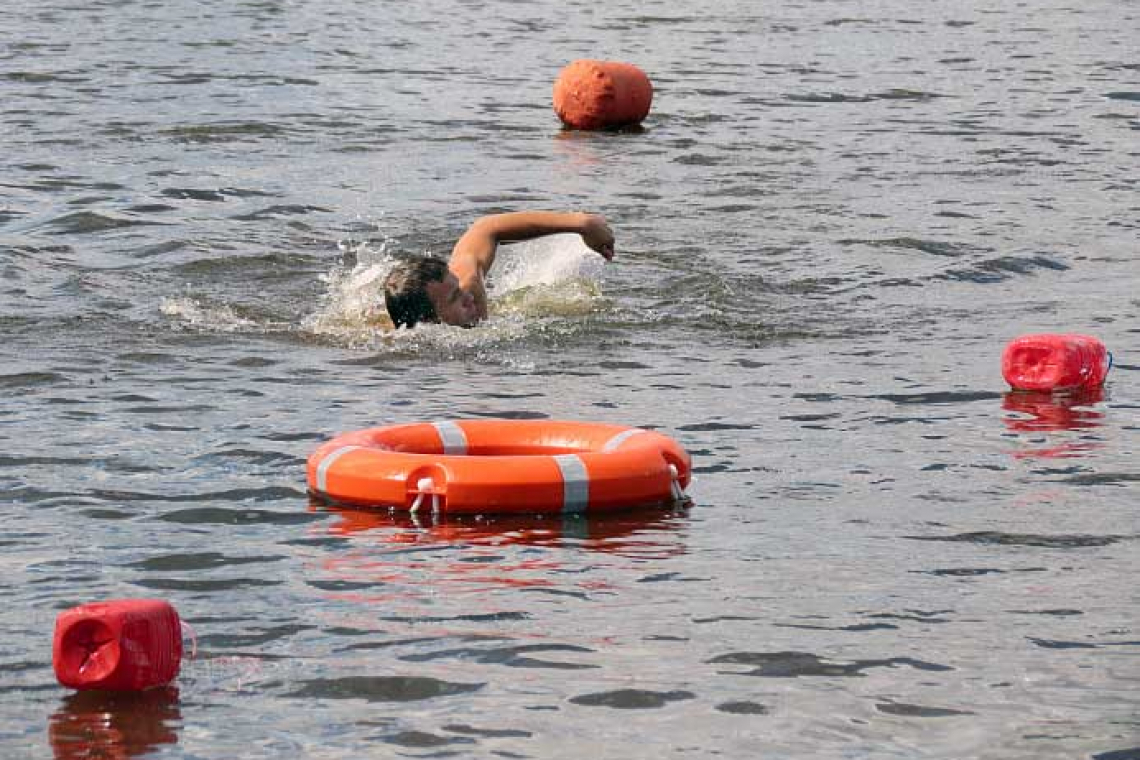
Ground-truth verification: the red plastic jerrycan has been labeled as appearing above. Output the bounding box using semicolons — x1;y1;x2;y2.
53;599;183;691
1001;334;1110;392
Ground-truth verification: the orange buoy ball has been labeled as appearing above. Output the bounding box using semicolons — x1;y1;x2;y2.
553;60;653;130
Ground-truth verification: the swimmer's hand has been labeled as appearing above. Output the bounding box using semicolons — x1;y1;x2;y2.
580;213;615;261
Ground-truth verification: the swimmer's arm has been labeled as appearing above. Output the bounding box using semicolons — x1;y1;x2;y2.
449;211;614;321
449;211;614;284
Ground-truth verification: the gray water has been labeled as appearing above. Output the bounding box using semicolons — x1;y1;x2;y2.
2;1;1138;758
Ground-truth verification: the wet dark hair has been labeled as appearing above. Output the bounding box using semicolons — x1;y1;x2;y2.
383;257;449;329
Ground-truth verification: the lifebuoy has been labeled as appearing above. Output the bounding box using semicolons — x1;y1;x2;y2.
307;420;691;515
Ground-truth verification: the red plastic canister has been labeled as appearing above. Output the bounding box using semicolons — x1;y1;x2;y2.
53;599;183;692
1001;334;1110;392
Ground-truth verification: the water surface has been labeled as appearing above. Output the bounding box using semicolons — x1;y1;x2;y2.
2;1;1138;758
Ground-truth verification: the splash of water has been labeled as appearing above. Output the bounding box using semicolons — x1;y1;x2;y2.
300;238;397;346
303;233;610;351
160;234;609;354
490;236;606;319
489;234;607;294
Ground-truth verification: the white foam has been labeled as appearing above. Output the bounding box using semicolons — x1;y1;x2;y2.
160;295;265;333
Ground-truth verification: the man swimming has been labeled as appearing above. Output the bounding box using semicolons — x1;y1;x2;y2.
383;211;615;329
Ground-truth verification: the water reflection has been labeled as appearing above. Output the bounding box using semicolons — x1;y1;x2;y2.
306;501;690;604
48;687;181;760
1002;388;1105;432
551;128;644;169
1003;388;1105;459
316;501;689;552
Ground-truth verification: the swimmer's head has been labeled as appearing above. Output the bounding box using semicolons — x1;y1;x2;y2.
383;257;446;328
383;257;478;329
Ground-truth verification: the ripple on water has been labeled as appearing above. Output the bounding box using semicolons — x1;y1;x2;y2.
903;531;1125;548
568;689;696;709
917;567;1047;577
715;700;769;715
775;621;901;632
838;237;976;257
441;724;533;738
0;371;67;389
1092;749;1140;760
160;122;286;143
159;187;276;201
230;204;332;221
377;730;476;749
131;577;283;592
155;505;318;524
127;551;287;571
869;390;1003;405
400;642;598;670
874;700;974;718
193;448;307;467
43;211;159;235
940;254;1070;283
286;676;484;702
708;651;952;677
195;625;316;649
0;454;90;468
1028;637;1140;650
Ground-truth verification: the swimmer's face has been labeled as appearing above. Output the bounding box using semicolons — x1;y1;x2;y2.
426;272;479;327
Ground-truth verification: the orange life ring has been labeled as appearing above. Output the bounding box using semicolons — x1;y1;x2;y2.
307;420;691;515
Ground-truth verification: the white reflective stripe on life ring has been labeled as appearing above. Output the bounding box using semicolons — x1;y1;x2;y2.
552;454;590;514
432;421;468;455
316;445;363;492
602;427;647;452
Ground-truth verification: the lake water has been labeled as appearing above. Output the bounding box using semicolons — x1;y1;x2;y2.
2;1;1138;758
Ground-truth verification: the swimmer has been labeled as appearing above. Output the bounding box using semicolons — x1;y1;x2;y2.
383;211;614;328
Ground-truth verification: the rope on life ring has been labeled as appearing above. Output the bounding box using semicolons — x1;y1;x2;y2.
668;464;685;502
409;477;440;516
